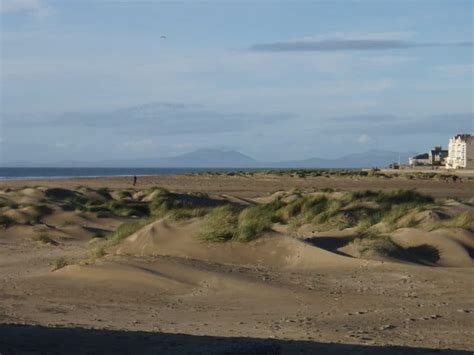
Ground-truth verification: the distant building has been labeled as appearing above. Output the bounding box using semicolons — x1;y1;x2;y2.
429;146;448;165
409;153;431;166
446;134;474;169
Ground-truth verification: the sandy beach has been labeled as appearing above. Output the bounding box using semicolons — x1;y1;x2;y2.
0;173;473;354
2;170;474;199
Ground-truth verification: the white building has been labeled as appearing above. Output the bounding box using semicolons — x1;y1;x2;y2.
445;134;474;169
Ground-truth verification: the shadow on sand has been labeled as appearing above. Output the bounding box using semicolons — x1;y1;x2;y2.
306;236;441;265
0;323;469;354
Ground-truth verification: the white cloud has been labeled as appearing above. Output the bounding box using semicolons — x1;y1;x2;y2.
1;0;52;17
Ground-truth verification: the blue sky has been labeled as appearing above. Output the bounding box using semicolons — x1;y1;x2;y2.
1;0;473;164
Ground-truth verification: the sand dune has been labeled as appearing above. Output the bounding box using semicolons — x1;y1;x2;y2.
391;228;474;267
51;256;293;301
115;218;361;269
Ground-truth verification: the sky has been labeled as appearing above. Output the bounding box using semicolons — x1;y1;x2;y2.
1;0;473;164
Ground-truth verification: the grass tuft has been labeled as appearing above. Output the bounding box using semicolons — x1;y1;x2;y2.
92;231;106;239
36;233;58;245
0;215;15;228
95;245;107;258
197;205;239;242
28;204;54;224
431;211;474;231
51;258;68;271
107;218;155;246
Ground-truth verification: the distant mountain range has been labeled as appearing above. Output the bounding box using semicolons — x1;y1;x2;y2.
3;149;417;169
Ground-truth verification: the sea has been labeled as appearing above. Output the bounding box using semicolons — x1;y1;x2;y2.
0;167;264;181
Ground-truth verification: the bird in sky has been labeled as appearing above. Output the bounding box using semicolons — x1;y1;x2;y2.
160;35;167;39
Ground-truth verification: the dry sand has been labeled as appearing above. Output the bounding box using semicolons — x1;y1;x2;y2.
0;175;473;354
2;171;474;199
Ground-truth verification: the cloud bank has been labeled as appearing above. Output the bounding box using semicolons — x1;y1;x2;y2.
251;38;473;52
1;0;52;17
4;102;293;136
327;113;474;135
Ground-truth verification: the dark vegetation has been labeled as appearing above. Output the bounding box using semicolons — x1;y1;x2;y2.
0;215;15;228
35;233;58;245
28;204;54;224
44;187;150;218
191;169;473;181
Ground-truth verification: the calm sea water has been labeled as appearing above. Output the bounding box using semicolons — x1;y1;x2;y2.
0;167;263;181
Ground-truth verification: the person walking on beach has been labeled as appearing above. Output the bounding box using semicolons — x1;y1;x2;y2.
133;175;137;186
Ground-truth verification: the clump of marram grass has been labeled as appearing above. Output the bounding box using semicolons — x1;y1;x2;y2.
79;195;149;217
466;197;474;207
107;217;155;246
94;245;107;258
199;201;283;242
0;198;18;209
198;205;240;242
35;233;58;245
347;190;436;232
116;190;133;199
27;204;54;224
400;214;420;229
167;208;210;221
51;257;68;271
236;202;283;242
96;187;112;199
375;189;434;205
150;188;222;217
0;215;15;228
85;217;157;260
278;195;328;226
105;200;149;217
430;211;474;231
348;189;433;205
354;232;400;256
92;231;106;239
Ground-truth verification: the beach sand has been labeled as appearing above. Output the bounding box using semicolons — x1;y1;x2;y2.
0;173;473;354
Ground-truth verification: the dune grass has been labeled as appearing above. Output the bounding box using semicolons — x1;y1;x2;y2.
198;205;240;242
236;202;283;241
196;169;463;181
107;217;156;246
51;257;68;271
430;211;474;231
94;245;107;258
355;233;400;256
116;190;133;199
198;201;285;242
92;231;106;239
57;187;150;217
167;207;210;221
30;186;455;251
197;189;440;243
28;204;54;224
0;215;15;228
35;233;58;245
150;188;221;217
0;198;18;209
